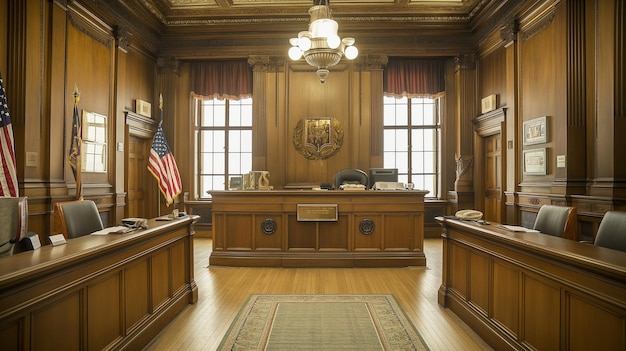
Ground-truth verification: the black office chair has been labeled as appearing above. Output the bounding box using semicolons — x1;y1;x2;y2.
333;169;368;189
593;211;626;252
54;200;104;239
533;204;578;240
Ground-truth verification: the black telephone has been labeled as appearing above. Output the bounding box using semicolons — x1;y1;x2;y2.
320;182;332;190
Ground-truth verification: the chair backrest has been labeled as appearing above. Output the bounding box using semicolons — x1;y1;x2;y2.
54;200;104;239
533;204;578;240
0;197;28;257
594;211;626;252
333;169;368;189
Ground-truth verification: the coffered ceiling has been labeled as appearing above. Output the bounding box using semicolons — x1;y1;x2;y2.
94;0;523;59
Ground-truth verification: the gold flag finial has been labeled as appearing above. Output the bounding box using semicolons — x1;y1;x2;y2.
159;93;163;110
73;84;80;103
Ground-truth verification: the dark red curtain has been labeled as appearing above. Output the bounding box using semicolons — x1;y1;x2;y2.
190;60;252;99
383;58;445;97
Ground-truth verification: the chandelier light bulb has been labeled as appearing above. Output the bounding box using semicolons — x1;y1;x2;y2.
298;36;312;51
289;46;303;60
327;35;340;49
345;45;358;60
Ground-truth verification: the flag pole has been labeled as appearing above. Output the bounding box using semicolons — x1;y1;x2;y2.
148;92;182;213
157;93;163;215
70;84;83;200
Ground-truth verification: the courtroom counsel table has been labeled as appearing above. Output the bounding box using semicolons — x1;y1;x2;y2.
0;215;199;351
209;189;429;267
436;217;626;351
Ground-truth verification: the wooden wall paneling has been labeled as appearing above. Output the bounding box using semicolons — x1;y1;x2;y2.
87;273;122;350
286;63;351;185
66;11;114;195
353;214;382;250
266;64;285;187
449;242;468;298
124;259;150;332
519;3;558;191
170;240;187;296
31;292;82;350
478;47;507;109
0;320;20;350
468;250;490;316
319;217;350;250
0;0;6;72
556;0;588;194
592;0;625;197
491;260;519;338
383;214;413;250
522;273;560;350
49;1;69;184
367;56;386;167
113;28;128;226
287;215;317;249
249;56;269;170
225;214;254;250
151;249;171;310
442;60;459;201
254;214;283;250
567;293;625;350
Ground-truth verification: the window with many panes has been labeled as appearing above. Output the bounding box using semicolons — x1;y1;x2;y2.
193;95;252;199
383;96;441;198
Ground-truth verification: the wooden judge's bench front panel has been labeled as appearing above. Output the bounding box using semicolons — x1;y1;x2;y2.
209;190;429;267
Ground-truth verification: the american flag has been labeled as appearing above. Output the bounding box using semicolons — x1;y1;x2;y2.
0;72;18;197
148;124;182;206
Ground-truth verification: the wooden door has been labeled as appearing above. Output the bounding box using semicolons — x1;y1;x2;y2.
483;133;502;222
127;135;157;219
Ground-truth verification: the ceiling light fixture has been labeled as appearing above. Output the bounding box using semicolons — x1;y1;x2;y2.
288;0;358;83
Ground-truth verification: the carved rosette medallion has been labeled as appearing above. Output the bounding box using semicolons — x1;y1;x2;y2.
261;218;277;235
359;218;375;235
292;117;343;160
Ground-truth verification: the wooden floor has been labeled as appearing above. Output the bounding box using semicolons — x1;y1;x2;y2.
143;238;492;351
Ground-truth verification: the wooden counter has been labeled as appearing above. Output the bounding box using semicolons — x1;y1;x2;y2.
437;217;626;351
209;190;429;267
0;216;199;351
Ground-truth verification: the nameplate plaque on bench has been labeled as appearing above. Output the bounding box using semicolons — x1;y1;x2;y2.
297;204;338;221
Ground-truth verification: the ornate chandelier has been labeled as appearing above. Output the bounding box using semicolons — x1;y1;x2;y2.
288;0;358;83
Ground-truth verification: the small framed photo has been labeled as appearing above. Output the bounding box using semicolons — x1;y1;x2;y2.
523;116;548;145
523;148;547;175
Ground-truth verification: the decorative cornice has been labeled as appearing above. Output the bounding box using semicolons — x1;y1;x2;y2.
454;54;476;71
500;18;519;45
358;55;388;71
68;13;111;48
522;8;556;41
248;56;284;72
157;56;180;74
114;25;131;52
164;15;472;26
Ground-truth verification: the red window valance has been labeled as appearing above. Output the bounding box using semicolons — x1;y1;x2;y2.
190;60;252;99
383;58;445;97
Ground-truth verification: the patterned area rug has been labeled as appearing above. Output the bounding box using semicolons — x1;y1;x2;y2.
217;294;430;351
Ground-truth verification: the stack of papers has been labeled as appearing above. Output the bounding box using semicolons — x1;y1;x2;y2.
497;225;539;233
91;226;136;235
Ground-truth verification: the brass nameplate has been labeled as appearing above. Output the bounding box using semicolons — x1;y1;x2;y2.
297;204;338;221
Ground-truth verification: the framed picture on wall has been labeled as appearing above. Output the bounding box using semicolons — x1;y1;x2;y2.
523;148;547;175
523;116;548;145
